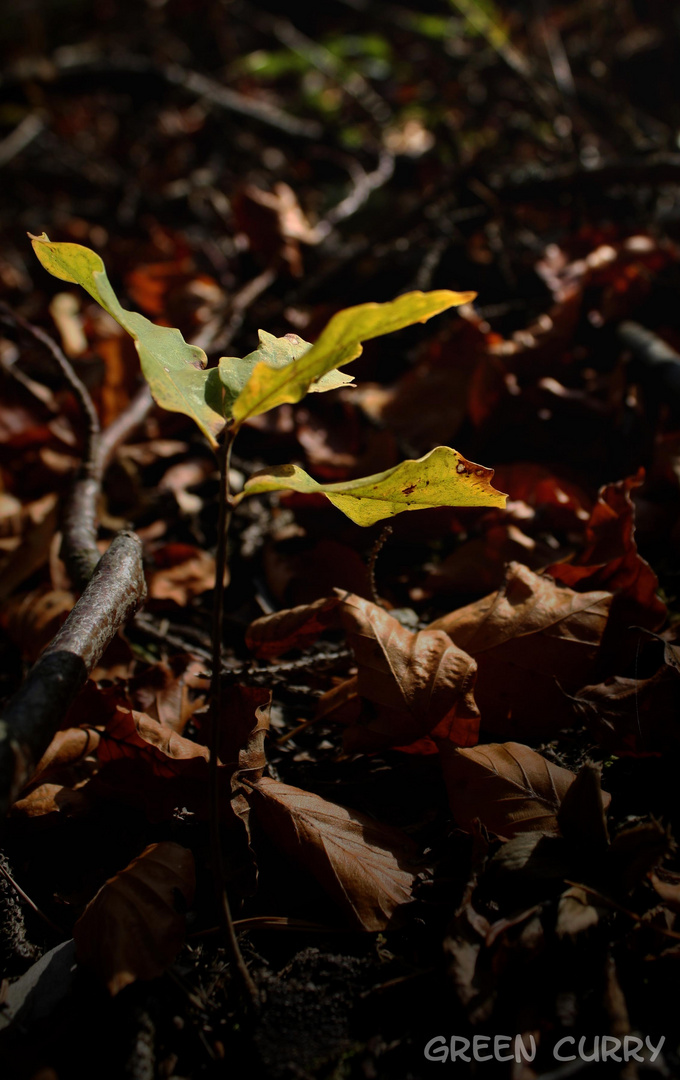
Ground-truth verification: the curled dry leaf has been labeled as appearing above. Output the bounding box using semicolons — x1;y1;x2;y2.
437;741;610;840
92;706;212;820
547;471;666;632
73;842;195;995
243;777;419;931
431;562;612;738
147;542;220;606
334;592;480;751
569;666;680;753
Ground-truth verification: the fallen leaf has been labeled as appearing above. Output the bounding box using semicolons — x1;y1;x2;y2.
333;592;480;751
73;842;195;995
547;471;666;631
147;542;220;605
431;563;612;738
556;885;602;939
437;741;609;839
569;666;680;753
243;777;419;931
557;763;610;849
246;595;341;660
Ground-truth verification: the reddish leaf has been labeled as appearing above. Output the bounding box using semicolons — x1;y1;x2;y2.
246;595;342;660
147;542;220;606
547;471;666;631
73;842;195;995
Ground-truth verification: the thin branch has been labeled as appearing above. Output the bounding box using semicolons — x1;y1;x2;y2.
209;428;259;1009
0;531;147;816
0;112;45;169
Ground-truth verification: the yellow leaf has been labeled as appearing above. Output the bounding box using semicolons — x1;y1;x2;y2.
236;445;506;525
231;289;476;426
30;234;225;446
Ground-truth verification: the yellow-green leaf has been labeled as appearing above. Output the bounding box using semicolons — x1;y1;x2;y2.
236;446;506;525
219;329;354;415
231;289;475;427
30;234;225;446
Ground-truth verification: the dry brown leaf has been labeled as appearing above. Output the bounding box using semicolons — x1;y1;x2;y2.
0;587;74;661
10;781;92;819
556;886;601;939
73;842;195;995
244;777;419;930
430;562;612;738
147;542;220;606
569;666;680;753
437;741;609;839
246;595;342;660
333;592;480;752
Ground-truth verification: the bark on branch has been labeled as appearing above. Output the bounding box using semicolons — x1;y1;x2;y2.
0;532;147;816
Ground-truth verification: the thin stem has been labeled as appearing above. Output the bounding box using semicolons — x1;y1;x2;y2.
208;425;259;1009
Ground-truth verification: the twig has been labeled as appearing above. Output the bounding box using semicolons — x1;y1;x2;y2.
0;531;147;816
324;150;395;228
13;47;323;140
0;861;64;936
208;427;259;1010
0;113;45;169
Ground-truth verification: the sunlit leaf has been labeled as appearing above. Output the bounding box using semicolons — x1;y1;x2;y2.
219;329;353;414
30;234;225;446
231;290;476;426
236;445;506;525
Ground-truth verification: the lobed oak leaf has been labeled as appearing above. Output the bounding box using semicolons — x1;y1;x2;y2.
430;562;612;738
30;234;225;446
243;777;419;931
73;842;195;995
437;741;610;840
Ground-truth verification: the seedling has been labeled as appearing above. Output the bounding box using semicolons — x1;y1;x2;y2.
31;233;506;1001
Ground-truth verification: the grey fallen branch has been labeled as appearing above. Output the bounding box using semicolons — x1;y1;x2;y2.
0;531;147;817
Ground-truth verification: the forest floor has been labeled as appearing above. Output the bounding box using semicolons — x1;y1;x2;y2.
1;1;680;1078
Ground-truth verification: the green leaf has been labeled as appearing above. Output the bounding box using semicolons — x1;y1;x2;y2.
231;290;475;427
219;330;354;415
30;234;226;446
235;446;506;526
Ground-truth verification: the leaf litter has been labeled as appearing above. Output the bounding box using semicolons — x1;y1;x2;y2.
2;3;680;1077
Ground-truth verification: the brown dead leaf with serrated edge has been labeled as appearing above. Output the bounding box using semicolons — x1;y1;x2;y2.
437;741;610;840
73;842;195;995
243;777;420;931
547;470;666;632
431;562;612;739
